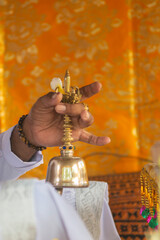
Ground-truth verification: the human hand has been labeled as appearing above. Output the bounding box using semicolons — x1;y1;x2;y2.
23;82;111;148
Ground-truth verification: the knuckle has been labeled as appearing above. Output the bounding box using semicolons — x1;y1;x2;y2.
66;103;73;113
88;134;95;144
66;103;80;115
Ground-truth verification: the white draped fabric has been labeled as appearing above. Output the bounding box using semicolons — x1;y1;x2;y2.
0;180;37;240
0;179;93;240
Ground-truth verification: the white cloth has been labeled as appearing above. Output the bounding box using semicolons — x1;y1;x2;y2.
0;179;37;240
0;126;43;181
0;179;93;240
63;183;120;240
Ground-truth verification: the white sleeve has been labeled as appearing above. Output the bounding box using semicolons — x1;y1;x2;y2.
0;126;43;181
99;186;120;240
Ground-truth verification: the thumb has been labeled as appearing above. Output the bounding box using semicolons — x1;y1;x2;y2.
37;92;62;108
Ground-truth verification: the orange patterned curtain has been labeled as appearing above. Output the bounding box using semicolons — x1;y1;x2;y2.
0;0;160;178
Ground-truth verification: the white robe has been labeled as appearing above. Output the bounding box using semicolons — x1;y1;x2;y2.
0;127;120;240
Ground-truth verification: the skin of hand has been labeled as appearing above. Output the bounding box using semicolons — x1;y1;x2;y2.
11;82;110;161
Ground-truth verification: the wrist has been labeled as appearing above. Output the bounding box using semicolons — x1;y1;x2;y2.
23;115;37;146
18;115;46;151
11;125;37;162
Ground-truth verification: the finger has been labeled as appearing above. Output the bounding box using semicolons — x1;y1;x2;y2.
55;103;87;116
38;92;62;108
78;110;94;128
80;81;102;101
79;130;111;146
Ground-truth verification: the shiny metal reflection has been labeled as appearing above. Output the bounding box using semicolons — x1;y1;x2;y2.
46;151;88;189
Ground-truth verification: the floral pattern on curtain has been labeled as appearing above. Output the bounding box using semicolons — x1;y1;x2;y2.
0;0;160;178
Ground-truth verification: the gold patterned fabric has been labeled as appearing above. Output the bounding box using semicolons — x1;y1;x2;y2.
0;0;160;178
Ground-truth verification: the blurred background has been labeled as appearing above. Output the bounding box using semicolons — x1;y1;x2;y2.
0;0;160;179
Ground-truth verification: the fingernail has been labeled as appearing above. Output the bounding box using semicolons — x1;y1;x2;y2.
52;93;60;99
52;93;57;99
107;137;111;143
99;82;102;90
83;110;89;120
55;104;66;113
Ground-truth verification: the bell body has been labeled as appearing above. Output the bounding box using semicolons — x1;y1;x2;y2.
46;154;89;188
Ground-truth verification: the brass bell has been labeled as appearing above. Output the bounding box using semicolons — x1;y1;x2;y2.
46;70;89;193
46;149;88;188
